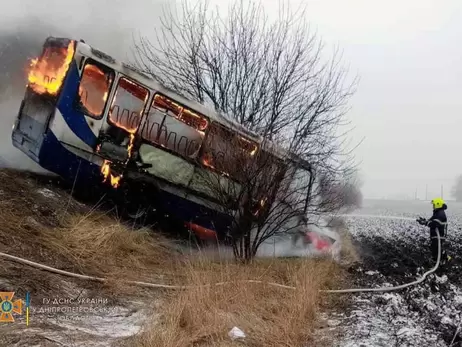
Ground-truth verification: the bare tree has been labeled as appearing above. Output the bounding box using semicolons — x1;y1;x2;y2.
132;0;359;260
191;126;314;261
310;171;363;216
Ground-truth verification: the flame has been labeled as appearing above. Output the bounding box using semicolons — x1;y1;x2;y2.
109;118;138;134
110;174;122;188
101;160;110;179
253;198;267;216
109;95;138;134
126;134;135;161
153;94;209;131
99;124;135;189
28;41;75;95
101;160;122;189
239;136;258;156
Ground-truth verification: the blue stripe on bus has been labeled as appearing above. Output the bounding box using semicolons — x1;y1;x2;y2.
56;61;98;148
40;130;100;184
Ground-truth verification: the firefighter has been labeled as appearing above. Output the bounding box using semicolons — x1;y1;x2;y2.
416;198;451;267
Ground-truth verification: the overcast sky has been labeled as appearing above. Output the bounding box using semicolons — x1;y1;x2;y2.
1;0;461;199
296;0;462;200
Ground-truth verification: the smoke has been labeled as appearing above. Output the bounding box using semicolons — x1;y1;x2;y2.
0;0;169;170
0;20;56;171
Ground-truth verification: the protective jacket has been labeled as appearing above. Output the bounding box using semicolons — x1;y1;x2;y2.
426;204;448;239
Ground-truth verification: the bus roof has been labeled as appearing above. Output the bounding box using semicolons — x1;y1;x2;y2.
74;38;301;163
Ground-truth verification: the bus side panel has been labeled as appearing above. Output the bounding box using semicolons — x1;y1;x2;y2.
53;60;99;149
38;56;103;183
134;180;234;240
39;130;102;186
11;54;97;167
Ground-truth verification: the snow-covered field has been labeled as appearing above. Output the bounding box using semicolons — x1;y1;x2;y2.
334;199;462;346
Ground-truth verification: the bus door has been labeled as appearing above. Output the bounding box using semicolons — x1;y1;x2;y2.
96;76;150;164
12;37;75;160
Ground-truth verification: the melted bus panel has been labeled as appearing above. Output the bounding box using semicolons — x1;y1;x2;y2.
28;38;75;96
13;37;76;160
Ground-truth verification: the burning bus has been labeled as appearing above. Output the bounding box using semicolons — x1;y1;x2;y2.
11;36;335;248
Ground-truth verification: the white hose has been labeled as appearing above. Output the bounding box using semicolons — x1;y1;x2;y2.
0;230;442;294
323;229;441;293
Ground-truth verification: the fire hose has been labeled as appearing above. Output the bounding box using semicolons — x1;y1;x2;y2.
0;225;443;294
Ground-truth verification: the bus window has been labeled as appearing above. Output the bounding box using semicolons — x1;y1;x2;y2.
250;151;286;216
201;123;258;181
141;94;208;158
75;60;114;119
108;77;149;133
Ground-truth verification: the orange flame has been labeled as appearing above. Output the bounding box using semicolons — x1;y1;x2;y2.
126;134;135;161
101;160;110;179
110;174;122;188
253;198;267;216
101;160;122;189
99;128;134;189
28;41;75;95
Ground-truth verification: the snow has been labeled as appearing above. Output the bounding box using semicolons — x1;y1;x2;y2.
4;280;152;346
328;199;462;346
37;187;58;198
365;270;379;276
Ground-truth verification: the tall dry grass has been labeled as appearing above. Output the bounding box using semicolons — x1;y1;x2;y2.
0;169;180;290
46;213;179;278
133;256;340;347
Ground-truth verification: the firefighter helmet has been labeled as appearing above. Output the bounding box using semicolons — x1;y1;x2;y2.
431;198;445;209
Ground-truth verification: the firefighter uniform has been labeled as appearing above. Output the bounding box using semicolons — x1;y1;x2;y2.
417;198;449;264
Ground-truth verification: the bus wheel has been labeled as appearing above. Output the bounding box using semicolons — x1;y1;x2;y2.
126;206;148;219
120;191;151;225
123;202;151;221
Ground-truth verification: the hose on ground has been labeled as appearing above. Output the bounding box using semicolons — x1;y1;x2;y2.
323;229;442;293
0;230;442;294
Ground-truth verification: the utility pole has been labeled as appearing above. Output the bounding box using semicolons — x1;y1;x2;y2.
441;184;444;199
425;184;428;201
415;187;418;200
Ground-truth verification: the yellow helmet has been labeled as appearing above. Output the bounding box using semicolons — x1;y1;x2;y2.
431;198;445;209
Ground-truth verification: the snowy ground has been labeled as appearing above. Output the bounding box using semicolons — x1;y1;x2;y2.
333;199;462;347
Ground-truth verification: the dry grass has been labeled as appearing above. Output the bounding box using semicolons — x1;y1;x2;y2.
46;213;178;278
0;169;179;292
132;256;341;347
0;169;348;346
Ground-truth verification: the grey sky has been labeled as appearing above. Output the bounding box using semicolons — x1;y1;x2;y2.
299;0;462;199
1;0;461;199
